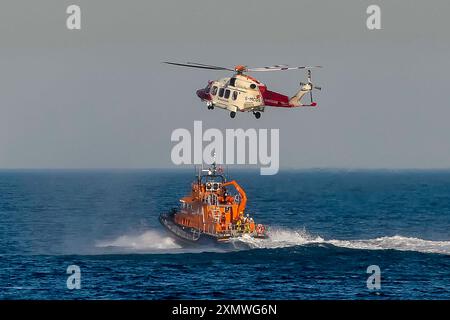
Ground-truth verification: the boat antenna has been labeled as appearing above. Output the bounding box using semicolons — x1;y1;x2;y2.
213;152;217;174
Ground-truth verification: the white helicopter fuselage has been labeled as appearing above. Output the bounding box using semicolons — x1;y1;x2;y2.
197;74;266;114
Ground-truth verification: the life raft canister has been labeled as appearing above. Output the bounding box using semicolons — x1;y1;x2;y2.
256;224;265;235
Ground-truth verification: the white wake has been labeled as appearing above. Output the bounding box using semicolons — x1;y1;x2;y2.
233;228;324;249
328;236;450;255
96;228;450;256
235;228;450;255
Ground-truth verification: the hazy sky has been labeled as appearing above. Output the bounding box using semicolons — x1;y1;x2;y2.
1;0;450;169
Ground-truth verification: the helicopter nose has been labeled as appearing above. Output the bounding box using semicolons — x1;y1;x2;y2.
196;88;208;100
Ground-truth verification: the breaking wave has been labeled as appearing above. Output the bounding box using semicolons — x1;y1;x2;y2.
235;228;450;255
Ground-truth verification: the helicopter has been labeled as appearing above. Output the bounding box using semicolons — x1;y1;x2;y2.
164;62;322;119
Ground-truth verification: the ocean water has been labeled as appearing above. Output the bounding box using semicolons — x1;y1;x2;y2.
0;169;449;299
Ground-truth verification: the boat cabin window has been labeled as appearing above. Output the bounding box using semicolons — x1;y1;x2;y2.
211;86;218;95
232;91;238;100
224;89;230;99
200;174;226;185
206;182;221;191
218;88;224;97
180;202;192;210
229;77;236;87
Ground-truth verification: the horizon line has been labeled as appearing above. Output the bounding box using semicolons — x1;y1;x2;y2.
1;167;450;171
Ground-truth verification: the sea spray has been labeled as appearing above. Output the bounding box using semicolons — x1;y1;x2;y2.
96;230;181;250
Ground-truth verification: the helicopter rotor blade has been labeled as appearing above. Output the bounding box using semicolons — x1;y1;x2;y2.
164;62;322;73
186;62;234;70
247;65;322;72
163;62;233;71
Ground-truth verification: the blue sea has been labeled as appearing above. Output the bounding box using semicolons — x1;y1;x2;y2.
0;169;449;299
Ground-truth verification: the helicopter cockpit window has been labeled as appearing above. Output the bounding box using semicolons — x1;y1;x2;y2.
224;89;230;99
211;86;218;95
229;78;236;87
218;88;225;98
232;91;238;100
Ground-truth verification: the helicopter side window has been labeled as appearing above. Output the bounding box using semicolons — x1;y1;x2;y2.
218;88;225;98
229;78;236;87
211;86;218;96
232;91;238;100
224;89;230;99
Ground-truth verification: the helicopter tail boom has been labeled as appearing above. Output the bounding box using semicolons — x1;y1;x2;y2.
261;85;317;108
261;70;321;108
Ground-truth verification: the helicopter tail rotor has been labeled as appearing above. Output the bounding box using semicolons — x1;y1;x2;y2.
290;70;322;107
299;70;321;106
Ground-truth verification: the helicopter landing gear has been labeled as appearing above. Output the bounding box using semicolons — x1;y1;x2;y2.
230;111;236;118
253;111;261;119
207;105;214;110
206;101;214;110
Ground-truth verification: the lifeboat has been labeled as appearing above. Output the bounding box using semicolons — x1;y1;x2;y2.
159;162;268;245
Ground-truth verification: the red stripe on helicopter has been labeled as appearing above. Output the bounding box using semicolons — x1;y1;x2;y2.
260;88;291;107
